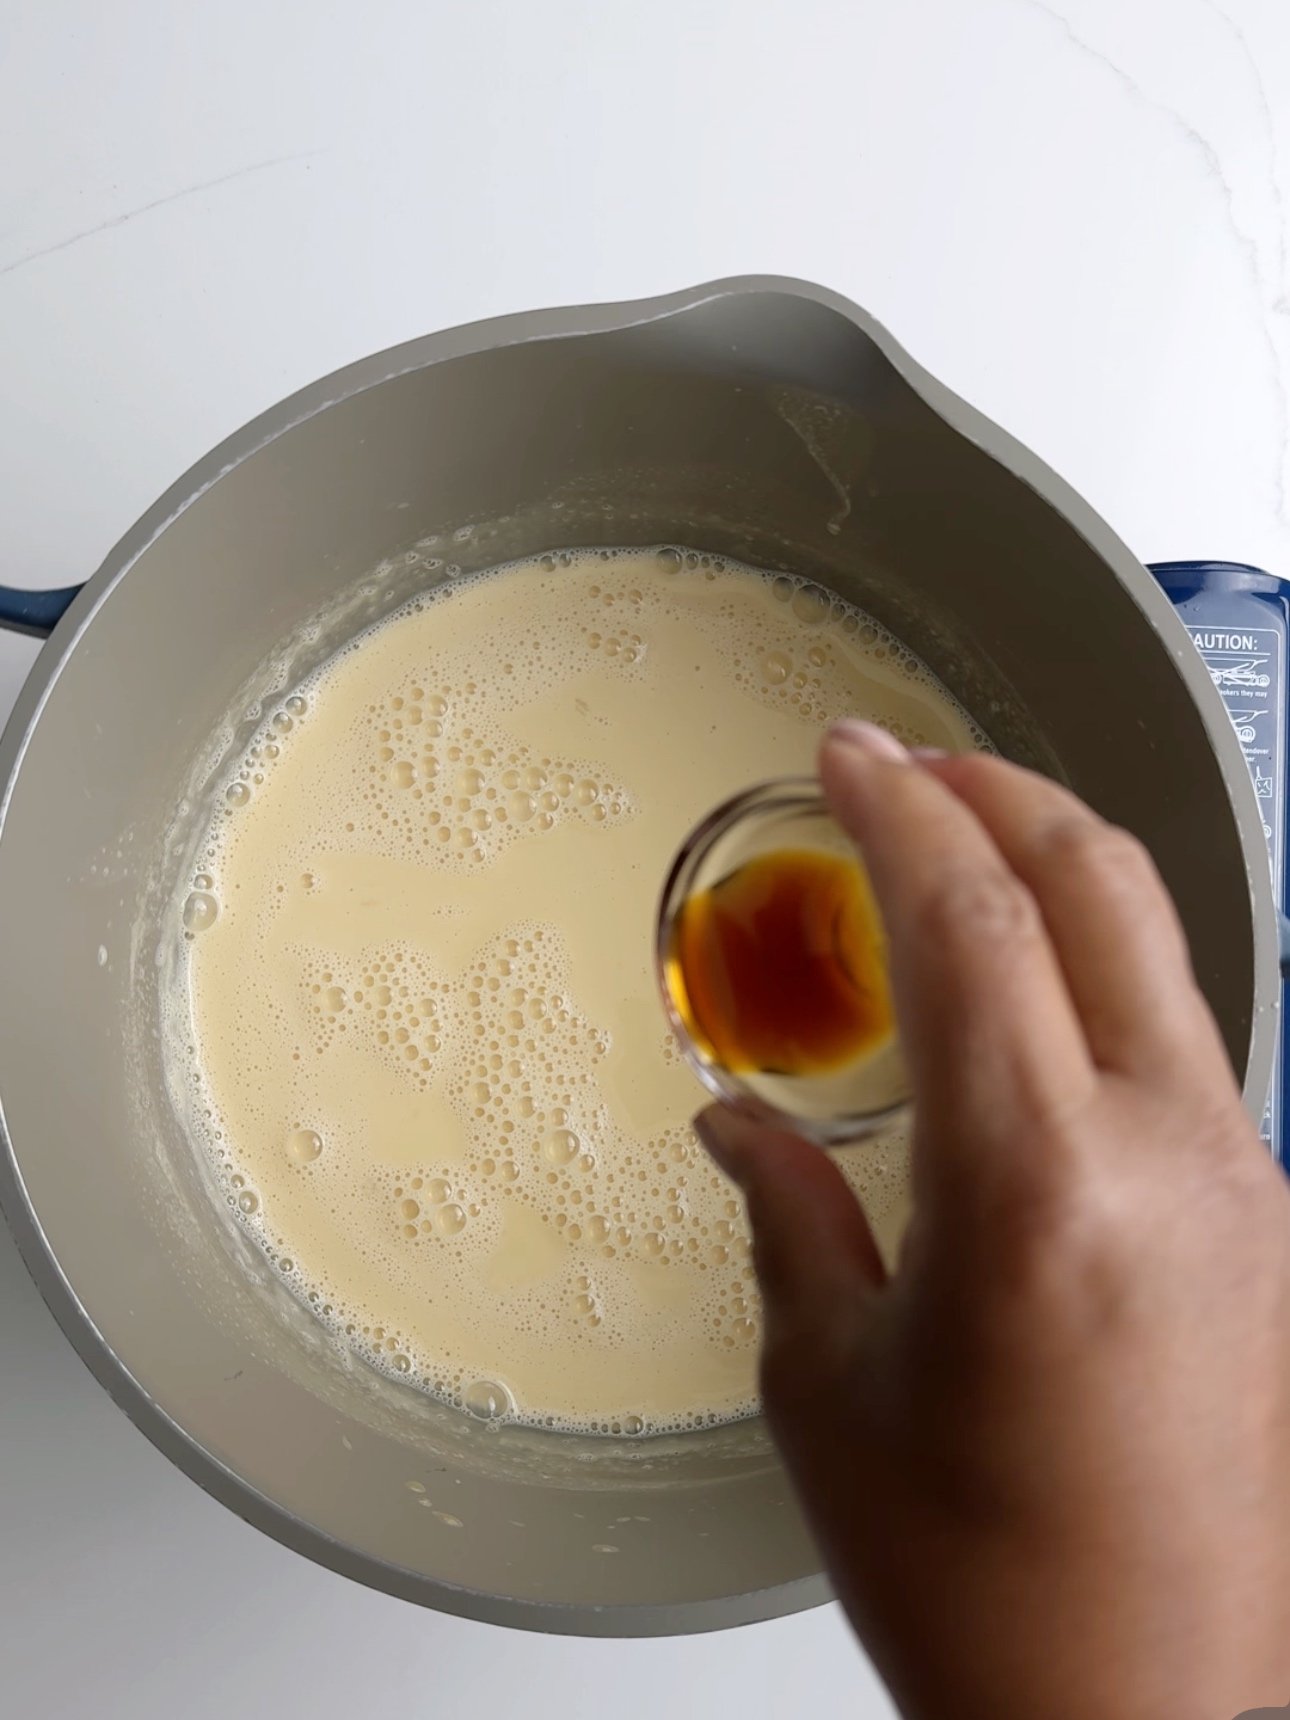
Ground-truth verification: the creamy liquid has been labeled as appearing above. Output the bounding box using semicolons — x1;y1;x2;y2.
180;548;983;1433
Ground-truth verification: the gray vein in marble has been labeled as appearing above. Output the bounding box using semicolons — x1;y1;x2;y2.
1019;0;1289;520
0;153;320;281
1201;0;1289;313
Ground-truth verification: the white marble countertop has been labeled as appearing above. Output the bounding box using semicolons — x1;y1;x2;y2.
2;2;1288;1714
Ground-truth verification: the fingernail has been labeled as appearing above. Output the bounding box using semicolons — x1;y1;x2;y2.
827;718;910;764
911;746;949;762
693;1109;743;1182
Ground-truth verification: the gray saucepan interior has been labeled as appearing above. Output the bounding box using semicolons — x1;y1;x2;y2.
0;279;1275;1635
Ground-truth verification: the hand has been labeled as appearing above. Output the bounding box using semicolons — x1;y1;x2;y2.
695;720;1290;1720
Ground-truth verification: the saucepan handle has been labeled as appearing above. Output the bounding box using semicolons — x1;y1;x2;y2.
0;584;84;639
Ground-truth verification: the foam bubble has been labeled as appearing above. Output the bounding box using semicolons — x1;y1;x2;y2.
462;1378;513;1420
287;1128;324;1164
182;891;220;934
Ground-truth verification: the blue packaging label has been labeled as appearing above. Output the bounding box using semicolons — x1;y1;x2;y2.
1169;598;1286;1152
1188;624;1284;873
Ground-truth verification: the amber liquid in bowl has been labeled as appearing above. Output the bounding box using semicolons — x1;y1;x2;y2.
667;847;895;1079
658;782;911;1144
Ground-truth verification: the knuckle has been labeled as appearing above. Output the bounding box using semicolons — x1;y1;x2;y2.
982;1176;1126;1319
919;866;1042;955
1038;816;1158;900
965;1106;1116;1285
989;1171;1091;1264
944;752;1004;795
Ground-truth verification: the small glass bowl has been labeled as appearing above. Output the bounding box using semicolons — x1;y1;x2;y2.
656;778;910;1146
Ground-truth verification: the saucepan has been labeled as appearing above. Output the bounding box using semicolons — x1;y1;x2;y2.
0;277;1278;1635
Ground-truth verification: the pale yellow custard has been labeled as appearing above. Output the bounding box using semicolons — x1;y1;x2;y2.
180;548;983;1433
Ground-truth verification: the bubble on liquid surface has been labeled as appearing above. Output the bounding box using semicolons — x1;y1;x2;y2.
226;781;251;808
462;1378;513;1420
543;1128;580;1166
790;584;831;625
287;1128;323;1164
182;891;220;933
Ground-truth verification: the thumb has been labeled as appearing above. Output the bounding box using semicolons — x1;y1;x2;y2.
693;1106;886;1354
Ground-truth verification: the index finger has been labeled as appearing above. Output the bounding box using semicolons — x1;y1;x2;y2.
921;753;1233;1084
819;723;1098;1182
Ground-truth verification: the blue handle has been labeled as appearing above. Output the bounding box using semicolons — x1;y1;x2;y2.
0;584;84;639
